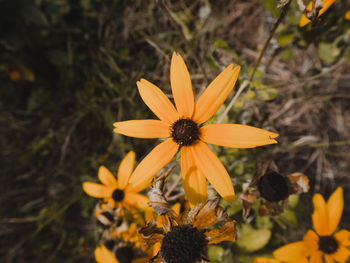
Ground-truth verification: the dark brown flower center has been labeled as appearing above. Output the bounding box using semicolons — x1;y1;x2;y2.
258;171;289;202
318;236;338;254
171;119;199;146
160;225;208;263
112;189;125;202
115;246;134;263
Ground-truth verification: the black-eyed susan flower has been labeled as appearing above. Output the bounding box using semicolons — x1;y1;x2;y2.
299;0;336;27
83;151;149;212
138;197;236;263
241;161;309;218
94;243;149;263
273;187;349;263
113;52;278;206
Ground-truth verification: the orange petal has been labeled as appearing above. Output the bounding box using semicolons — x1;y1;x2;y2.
128;139;178;192
82;182;112;198
170;51;194;118
324;255;334;263
113;120;170;138
200;124;278;148
192;64;240;124
299;0;337;27
181;146;207;206
312;193;330;235
332;246;349;262
98;165;117;188
273;241;311;262
309;251;323;263
190;141;235;203
252;258;280;263
303;230;319;251
117;151;135;190
137;78;179;124
94;245;118;263
124;192;149;208
334;229;350;246
326;187;343;234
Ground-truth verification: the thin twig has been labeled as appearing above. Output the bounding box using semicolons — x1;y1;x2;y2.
164;173;182;199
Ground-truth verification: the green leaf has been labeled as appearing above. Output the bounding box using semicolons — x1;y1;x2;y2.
262;0;280;17
277;32;294;46
256;84;278;101
279;48;293;62
237;228;271;252
256;216;273;229
318;42;340;63
208;245;225;262
20;1;48;26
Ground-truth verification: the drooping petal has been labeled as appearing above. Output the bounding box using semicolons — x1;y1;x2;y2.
181;146;207;206
82;182;113;198
190;141;235;203
94;245;118;263
192;64;240;124
170;51;194;118
312;193;330;235
98;165;118;188
309;251;323;263
113;120;170;138
299;0;337;27
137;78;179;124
128;139;178;192
332;246;350;262
117;151;135;190
205;220;236;244
326;187;343;234
334;229;350;246
200;124;278;148
124;192;149;208
273;241;311;262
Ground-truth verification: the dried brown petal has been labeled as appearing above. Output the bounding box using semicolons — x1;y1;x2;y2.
288;172;309;194
193;198;224;230
137;220;164;251
205;220;237;244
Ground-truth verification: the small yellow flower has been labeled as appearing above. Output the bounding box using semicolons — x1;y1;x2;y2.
113;52;278;206
299;0;337;27
273;187;349;263
82;151;149;211
94;244;149;263
345;10;350;20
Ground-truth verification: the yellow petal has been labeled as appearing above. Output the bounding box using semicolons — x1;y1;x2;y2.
124;192;149;208
273;241;311;262
303;230;319;251
309;251;323;263
312;193;330;235
334;229;350;246
299;0;337;27
113;120;170;138
326;187;343;234
98;165;117;188
190;141;235;203
128;139;178;192
200;124;278;148
332;246;350;262
253;258;280;263
117;151;135;190
170;51;194;118
94;245;118;263
324;255;334;263
82;182;112;198
181;146;207;206
137;78;179;124
192;64;240;124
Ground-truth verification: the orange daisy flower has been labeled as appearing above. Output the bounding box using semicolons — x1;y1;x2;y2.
299;0;337;27
82;151;149;212
113;52;278;206
273;187;349;263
